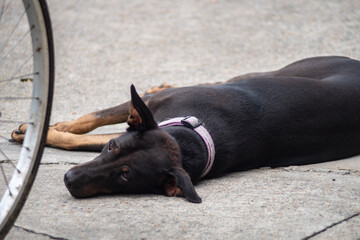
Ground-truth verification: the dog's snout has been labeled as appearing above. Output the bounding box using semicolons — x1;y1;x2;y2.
64;167;105;198
64;169;79;189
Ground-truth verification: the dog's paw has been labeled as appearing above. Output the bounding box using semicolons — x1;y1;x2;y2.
144;84;175;95
51;121;74;133
11;123;27;144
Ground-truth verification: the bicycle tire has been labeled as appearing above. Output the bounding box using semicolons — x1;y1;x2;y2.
0;0;54;238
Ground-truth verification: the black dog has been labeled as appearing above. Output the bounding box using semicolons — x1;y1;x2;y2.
12;56;360;203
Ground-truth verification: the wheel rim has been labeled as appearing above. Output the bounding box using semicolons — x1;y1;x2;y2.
0;0;54;237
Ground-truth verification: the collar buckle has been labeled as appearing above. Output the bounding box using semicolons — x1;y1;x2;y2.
180;116;202;129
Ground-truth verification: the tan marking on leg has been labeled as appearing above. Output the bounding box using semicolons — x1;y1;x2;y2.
144;84;175;95
46;128;123;151
52;100;137;134
51;113;99;134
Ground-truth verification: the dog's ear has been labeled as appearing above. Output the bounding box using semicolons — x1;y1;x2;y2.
127;85;158;132
163;167;202;203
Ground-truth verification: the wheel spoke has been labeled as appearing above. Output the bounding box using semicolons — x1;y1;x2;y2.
0;147;22;198
0;51;35;84
0;96;37;100
0;3;28;55
0;149;19;173
0;72;38;83
0;25;33;64
0;135;12;142
0;135;9;141
0;164;11;196
0;0;6;23
0;0;14;23
0;120;33;125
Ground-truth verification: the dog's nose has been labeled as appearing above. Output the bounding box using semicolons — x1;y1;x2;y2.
64;172;70;188
64;170;76;189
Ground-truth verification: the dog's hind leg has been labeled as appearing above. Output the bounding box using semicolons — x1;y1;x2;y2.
51;94;155;134
51;100;134;134
143;84;175;95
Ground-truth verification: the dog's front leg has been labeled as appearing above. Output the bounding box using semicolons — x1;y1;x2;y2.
12;124;121;151
46;129;122;151
11;101;131;149
11;92;154;145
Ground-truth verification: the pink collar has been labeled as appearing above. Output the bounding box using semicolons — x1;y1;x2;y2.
158;116;215;178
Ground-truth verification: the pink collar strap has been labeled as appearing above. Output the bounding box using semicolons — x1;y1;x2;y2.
158;116;215;178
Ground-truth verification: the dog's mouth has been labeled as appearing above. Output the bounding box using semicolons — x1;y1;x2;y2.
64;170;104;198
64;178;109;198
65;186;91;199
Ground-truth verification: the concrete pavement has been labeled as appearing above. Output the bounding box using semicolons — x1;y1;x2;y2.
3;0;360;239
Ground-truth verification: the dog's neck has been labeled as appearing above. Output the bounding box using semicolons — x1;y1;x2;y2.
163;126;208;181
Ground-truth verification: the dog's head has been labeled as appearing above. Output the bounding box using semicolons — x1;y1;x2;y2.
64;85;202;203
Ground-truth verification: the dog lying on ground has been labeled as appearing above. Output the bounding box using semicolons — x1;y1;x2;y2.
12;56;360;203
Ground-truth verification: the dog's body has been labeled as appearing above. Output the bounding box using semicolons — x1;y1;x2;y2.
149;56;360;173
12;56;360;202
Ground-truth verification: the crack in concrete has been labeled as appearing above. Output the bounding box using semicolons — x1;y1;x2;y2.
63;162;79;165
40;162;60;165
301;212;360;240
39;162;79;166
13;225;69;240
283;166;360;176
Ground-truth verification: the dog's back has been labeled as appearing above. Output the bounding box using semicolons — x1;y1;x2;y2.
148;56;360;174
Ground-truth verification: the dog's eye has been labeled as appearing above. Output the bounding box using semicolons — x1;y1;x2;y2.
108;142;114;151
120;172;128;182
120;166;130;182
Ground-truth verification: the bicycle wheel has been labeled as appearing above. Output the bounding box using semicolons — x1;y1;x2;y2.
0;0;54;237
